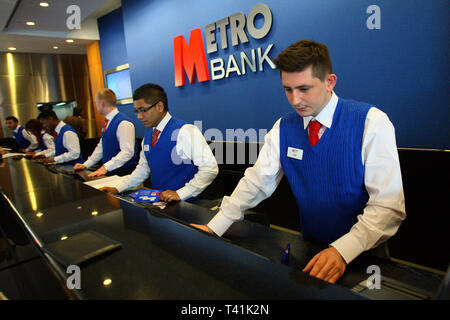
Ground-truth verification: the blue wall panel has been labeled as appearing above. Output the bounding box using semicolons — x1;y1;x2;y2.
98;0;449;148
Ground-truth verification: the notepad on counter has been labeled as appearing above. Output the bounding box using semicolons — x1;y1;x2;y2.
83;175;123;189
42;230;121;267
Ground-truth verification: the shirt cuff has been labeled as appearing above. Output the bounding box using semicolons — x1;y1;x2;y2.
207;211;235;237
115;177;129;193
176;186;192;201
83;160;94;168
54;156;62;164
330;232;365;264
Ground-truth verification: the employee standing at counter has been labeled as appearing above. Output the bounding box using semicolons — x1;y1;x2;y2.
24;118;55;159
99;83;218;203
39;110;84;165
5;116;38;152
73;88;137;177
193;40;406;284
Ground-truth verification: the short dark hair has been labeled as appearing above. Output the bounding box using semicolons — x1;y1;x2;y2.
133;83;168;111
6;116;18;123
273;40;333;81
39;110;59;120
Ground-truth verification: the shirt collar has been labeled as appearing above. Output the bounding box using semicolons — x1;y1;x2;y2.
105;108;119;121
303;91;339;130
13;125;21;133
55;121;65;134
155;112;171;132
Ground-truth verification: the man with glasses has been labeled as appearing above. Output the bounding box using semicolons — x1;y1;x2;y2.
73;88;137;177
99;83;218;203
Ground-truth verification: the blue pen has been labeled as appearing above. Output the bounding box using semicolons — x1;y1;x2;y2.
281;243;290;265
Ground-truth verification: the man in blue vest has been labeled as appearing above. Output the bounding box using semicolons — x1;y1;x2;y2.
99;83;218;203
39;110;83;165
193;40;406;284
5;116;38;152
73;88;137;177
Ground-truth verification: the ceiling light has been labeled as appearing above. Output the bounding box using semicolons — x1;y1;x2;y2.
66;39;74;43
40;2;49;7
26;21;36;26
103;279;112;286
53;46;58;49
8;47;16;51
61;236;68;241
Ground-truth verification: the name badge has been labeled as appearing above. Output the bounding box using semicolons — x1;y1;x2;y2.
143;144;150;152
287;147;303;160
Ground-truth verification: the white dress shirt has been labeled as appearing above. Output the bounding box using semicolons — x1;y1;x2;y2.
83;108;136;172
208;92;406;264
34;131;56;158
54;121;81;164
14;126;38;152
114;112;219;200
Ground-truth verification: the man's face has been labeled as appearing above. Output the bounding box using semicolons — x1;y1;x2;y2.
95;95;105;114
281;66;337;118
5;120;17;130
40;118;55;131
134;98;164;128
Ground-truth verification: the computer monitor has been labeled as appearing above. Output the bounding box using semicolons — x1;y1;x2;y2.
104;64;133;105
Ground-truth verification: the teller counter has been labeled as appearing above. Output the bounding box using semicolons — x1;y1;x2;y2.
0;157;445;300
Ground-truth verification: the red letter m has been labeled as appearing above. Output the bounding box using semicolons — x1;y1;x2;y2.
174;28;210;87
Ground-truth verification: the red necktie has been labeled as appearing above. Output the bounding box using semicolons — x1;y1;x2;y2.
53;130;58;139
103;119;109;133
152;129;161;147
308;120;322;146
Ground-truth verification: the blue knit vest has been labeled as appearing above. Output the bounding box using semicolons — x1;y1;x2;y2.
13;126;31;149
101;112;137;175
55;124;84;165
143;117;198;202
38;132;51;151
279;98;371;244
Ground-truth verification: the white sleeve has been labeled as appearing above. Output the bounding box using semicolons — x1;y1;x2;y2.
54;130;81;164
23;130;38;152
102;121;136;172
330;108;406;264
83;139;103;168
115;140;150;193
208;119;284;237
174;124;219;200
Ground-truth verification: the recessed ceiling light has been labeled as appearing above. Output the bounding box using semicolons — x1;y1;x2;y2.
26;21;36;26
53;46;58;49
66;39;74;43
40;2;49;7
8;47;16;51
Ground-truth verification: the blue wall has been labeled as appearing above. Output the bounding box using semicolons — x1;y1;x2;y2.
98;0;449;149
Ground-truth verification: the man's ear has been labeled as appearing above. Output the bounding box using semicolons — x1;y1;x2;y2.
155;101;165;113
326;73;337;92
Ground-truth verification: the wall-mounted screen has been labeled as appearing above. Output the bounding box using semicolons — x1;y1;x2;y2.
104;64;133;104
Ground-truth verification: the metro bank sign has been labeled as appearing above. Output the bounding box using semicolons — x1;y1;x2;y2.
173;4;275;87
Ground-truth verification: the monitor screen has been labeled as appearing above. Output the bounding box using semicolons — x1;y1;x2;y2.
105;66;133;104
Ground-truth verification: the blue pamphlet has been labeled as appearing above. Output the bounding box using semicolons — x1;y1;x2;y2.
134;189;162;203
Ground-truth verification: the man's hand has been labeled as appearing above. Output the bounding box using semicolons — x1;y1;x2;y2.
302;246;346;284
190;224;215;235
25;151;35;158
73;163;86;171
88;165;107;178
42;157;55;164
32;153;44;159
159;190;181;202
98;186;119;194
